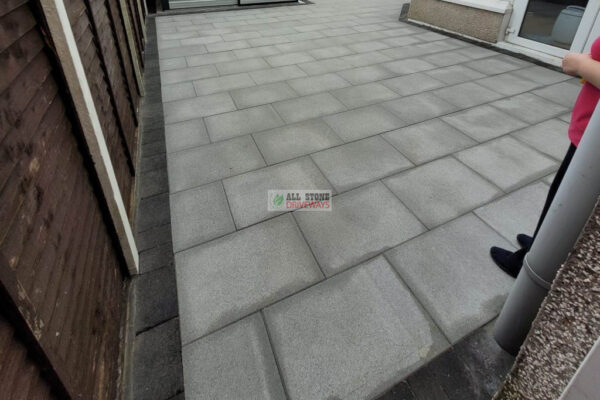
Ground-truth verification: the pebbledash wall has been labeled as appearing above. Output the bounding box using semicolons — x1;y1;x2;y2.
408;0;511;43
0;0;145;398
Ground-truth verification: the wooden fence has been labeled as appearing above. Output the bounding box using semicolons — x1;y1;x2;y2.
0;0;145;398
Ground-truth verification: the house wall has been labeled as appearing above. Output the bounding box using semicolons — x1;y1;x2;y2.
0;0;145;397
408;0;508;43
493;201;600;399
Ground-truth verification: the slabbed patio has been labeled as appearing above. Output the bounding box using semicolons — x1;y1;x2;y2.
153;0;576;398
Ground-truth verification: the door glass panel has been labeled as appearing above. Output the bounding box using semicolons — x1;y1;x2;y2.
519;0;588;49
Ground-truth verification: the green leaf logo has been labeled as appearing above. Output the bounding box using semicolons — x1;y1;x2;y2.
273;194;284;207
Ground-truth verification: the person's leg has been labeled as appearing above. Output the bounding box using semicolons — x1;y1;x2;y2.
516;143;578;250
491;144;577;277
531;143;577;240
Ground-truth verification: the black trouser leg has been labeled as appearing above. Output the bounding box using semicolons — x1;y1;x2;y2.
493;144;578;274
529;143;578;245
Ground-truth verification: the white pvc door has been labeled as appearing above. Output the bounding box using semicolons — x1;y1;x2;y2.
506;0;600;56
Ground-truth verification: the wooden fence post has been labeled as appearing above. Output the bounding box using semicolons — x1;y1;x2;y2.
119;0;145;96
37;0;140;275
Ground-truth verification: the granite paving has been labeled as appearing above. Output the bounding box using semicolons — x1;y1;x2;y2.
153;0;576;397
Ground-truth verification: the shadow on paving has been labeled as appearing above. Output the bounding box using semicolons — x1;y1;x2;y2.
377;323;514;400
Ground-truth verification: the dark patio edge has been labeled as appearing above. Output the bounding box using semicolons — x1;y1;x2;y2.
127;16;185;400
375;321;514;400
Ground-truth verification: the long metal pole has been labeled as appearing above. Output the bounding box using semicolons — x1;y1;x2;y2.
494;102;600;355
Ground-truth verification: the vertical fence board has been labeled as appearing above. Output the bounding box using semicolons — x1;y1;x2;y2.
0;0;143;398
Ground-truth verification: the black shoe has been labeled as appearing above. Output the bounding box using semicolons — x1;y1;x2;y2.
490;247;526;278
516;234;533;250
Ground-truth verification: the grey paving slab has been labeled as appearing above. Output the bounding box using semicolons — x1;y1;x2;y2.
165;118;210;154
162;65;218;85
382;58;436;75
223;157;333;228
383;119;475;165
170;182;235;252
250;35;291;47
160;57;186;71
441;104;529;142
161;82;196;103
381;45;430;60
490;93;568;124
465;54;531;75
273;92;347;124
559;112;572;123
455;136;557;191
206;39;250;53
383;157;502;228
455;45;497;60
323;27;358;37
531;80;581;108
250;65;308;84
234;45;281;59
419;31;448;41
476;72;541;96
323;104;405;142
204;104;285;142
297;58;350;75
168;135;266;192
433;82;504;109
381;72;446;96
230;82;298;109
286;72;351;96
180;35;223;46
253;118;343;165
475;182;549;247
308;45;354;60
276;40;321;54
294;181;425;275
182;314;286;400
425;65;487;85
381;26;418;36
511;65;571;85
338;64;396;85
311;136;413;192
216;57;270;75
422;51;471;67
186;51;236;66
163;92;236;124
266;51;315;67
341;51;393;67
193;72;255;96
331;82;398;109
160;44;207;59
222;31;261;41
347;40;390;53
386;214;515;343
263;256;449;400
382;35;422;48
382;92;458;125
175;214;323;343
512;119;571;160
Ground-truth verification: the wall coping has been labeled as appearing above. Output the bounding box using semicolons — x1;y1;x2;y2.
441;0;511;14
